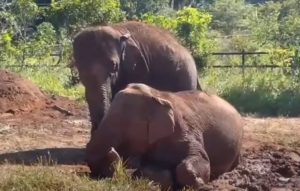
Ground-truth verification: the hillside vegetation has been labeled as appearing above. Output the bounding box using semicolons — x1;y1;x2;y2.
1;0;300;115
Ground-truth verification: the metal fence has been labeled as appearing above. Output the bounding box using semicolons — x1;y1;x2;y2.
209;50;299;68
1;47;299;71
205;49;300;79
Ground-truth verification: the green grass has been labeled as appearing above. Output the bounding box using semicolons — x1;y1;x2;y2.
4;64;300;116
0;163;159;191
10;67;85;101
202;67;300;116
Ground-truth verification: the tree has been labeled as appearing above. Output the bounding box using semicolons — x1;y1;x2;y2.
143;7;214;67
45;0;125;33
248;1;281;47
120;0;169;18
278;0;300;48
169;0;212;10
209;0;254;35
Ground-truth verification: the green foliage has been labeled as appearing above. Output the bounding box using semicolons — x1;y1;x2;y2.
206;0;300;76
0;0;126;68
120;0;170;18
0;0;55;65
209;0;300;52
142;14;177;30
143;7;215;67
209;0;254;35
10;0;40;30
268;48;295;66
0;0;300;116
20;67;85;101
176;7;212;52
46;0;125;33
203;68;300;116
248;1;281;47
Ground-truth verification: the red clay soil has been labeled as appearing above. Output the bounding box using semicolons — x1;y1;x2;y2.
0;69;86;117
0;70;46;113
0;69;89;155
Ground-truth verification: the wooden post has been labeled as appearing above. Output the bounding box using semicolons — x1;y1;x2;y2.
292;49;299;78
242;49;245;81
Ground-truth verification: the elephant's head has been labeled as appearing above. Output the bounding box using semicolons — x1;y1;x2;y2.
72;26;147;133
86;83;175;178
89;147;121;179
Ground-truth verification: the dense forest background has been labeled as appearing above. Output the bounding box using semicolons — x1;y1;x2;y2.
1;0;300;115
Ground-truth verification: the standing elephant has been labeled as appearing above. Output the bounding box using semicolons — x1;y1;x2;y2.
86;83;244;190
72;21;200;133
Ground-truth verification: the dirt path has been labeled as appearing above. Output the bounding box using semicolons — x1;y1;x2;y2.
1;108;299;190
0;95;89;164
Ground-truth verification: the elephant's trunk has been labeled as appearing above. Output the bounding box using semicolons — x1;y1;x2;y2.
86;78;112;134
86;116;122;178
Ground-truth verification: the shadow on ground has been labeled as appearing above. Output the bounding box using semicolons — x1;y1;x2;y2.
0;148;86;165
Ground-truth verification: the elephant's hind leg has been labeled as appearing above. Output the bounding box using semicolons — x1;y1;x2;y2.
175;156;210;190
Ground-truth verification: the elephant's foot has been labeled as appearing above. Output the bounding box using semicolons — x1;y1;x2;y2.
175;156;210;190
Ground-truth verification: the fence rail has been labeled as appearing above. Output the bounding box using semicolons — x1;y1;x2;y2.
208;50;299;69
0;64;64;68
207;65;293;68
211;51;268;55
0;49;298;69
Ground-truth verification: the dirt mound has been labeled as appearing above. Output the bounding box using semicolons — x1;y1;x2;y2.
0;70;46;113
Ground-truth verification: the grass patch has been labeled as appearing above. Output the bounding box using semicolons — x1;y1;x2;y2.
202;68;300;116
0;164;158;191
6;67;85;101
5;65;300;116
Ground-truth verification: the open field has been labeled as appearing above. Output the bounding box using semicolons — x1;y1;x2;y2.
0;70;299;191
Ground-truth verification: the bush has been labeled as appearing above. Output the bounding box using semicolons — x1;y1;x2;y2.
142;7;216;68
202;67;300;116
45;0;125;33
1;0;300;117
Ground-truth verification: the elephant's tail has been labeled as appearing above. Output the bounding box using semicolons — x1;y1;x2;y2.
197;77;202;91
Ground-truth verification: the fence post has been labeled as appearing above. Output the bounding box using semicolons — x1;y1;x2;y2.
293;49;299;79
241;49;245;81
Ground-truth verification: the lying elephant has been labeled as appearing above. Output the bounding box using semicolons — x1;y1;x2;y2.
72;21;200;134
86;83;243;190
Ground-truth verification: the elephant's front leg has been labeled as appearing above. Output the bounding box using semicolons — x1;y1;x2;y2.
175;155;210;190
134;165;174;191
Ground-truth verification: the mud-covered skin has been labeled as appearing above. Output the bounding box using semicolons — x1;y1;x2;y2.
72;21;200;134
86;83;243;190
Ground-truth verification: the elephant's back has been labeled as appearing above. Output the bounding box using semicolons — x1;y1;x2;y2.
118;21;193;61
119;21;182;46
114;21;198;91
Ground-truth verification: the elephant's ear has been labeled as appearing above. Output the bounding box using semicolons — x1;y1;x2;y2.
148;97;175;144
120;33;150;76
120;33;131;61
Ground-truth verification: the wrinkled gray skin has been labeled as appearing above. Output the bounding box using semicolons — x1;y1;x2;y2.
86;83;244;190
72;21;200;134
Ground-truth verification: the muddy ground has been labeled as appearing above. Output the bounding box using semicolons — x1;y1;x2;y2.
0;70;299;190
